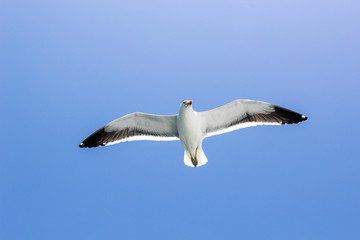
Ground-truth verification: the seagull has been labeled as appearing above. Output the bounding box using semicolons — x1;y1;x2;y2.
79;99;308;167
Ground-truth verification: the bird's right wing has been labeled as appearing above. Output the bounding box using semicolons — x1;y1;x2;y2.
79;112;179;148
199;99;307;139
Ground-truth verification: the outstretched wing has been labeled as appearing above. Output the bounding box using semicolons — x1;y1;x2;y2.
199;99;307;139
79;112;179;148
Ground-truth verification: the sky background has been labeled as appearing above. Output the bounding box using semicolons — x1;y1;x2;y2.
1;0;360;239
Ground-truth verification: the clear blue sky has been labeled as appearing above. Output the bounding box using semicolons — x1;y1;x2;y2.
1;0;359;239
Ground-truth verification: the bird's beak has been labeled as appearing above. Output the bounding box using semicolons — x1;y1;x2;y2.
186;100;193;106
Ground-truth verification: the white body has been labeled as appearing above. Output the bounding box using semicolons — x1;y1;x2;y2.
177;102;207;167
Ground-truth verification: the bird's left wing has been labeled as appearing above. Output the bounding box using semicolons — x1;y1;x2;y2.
79;112;179;148
199;99;307;139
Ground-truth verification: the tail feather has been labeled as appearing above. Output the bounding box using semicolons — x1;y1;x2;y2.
184;147;208;167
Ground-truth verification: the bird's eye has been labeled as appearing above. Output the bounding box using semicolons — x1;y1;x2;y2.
183;101;186;104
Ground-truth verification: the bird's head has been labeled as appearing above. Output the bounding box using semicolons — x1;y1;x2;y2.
180;100;193;108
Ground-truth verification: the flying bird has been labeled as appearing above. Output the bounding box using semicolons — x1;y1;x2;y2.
79;99;308;167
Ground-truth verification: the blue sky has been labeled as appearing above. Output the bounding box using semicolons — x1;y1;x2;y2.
1;0;359;239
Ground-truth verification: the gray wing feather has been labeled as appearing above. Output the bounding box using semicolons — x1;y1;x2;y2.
79;112;179;148
199;99;307;138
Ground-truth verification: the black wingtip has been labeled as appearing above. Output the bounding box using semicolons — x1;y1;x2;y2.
79;127;109;148
274;106;308;124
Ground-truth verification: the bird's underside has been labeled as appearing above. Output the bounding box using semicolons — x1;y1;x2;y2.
79;99;308;167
